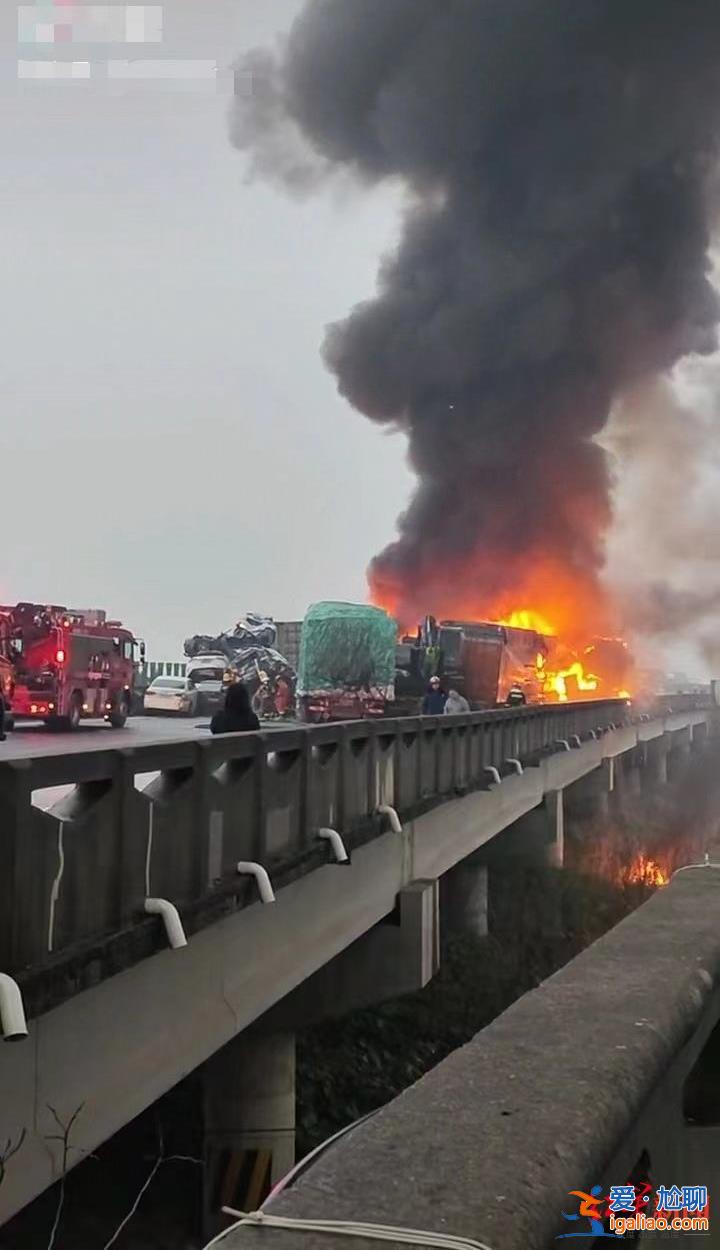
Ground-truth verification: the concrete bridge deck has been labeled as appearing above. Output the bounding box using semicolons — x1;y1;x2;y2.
0;696;714;1226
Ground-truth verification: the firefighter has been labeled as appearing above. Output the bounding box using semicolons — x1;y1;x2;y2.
422;675;447;714
506;684;526;707
252;670;272;719
274;675;293;718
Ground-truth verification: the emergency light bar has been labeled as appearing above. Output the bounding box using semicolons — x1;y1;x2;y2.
67;608;107;625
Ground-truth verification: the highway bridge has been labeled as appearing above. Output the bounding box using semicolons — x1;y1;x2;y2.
0;695;714;1232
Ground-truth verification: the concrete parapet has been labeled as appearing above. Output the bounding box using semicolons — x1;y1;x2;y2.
0;701;636;1005
220;868;720;1250
4;700;710;1003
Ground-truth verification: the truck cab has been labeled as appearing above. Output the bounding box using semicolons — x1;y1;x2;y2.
0;602;140;729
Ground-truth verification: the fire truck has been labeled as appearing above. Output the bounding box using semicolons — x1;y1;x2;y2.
0;602;144;729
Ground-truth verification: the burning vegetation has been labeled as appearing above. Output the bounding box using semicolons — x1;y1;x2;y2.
622;855;669;889
233;1;720;690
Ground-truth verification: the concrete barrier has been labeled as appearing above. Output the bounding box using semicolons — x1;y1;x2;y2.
220;866;720;1250
0;698;710;1024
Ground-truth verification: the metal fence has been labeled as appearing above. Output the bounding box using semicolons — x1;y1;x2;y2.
145;659;187;681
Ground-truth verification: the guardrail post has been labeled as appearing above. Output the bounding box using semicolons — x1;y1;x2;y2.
253;735;268;862
336;727;347;833
0;762;36;972
340;724;373;831
192;740;212;897
299;733;311;851
115;748;144;927
373;723;398;809
306;728;344;839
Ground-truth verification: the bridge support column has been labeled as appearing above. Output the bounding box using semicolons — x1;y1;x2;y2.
667;728;692;783
542;789;564;869
610;750;642;815
485;791;565;936
202;1032;295;1238
643;738;668;792
441;857;488;938
491;789;564;869
691;721;709;754
564;758;613;823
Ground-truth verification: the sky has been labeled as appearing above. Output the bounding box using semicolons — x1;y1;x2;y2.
0;0;414;657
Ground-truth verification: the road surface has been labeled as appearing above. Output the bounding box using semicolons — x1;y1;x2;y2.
1;714;213;760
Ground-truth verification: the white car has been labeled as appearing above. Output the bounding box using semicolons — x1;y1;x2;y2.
186;657;226;715
144;676;199;717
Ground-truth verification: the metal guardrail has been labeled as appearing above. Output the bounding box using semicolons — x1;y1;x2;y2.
0;697;706;1015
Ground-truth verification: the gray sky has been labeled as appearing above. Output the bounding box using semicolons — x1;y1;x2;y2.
1;0;413;656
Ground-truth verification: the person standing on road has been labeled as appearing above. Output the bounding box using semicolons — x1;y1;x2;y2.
422;675;447;715
210;682;261;734
0;688;6;741
275;675;292;718
444;688;470;714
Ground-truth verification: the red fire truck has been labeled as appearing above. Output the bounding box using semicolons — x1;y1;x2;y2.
0;602;144;729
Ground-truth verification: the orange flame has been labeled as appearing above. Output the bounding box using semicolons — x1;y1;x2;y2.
544;660;600;703
498;608;557;636
370;550;613;644
624;855;669;888
370;553;635;703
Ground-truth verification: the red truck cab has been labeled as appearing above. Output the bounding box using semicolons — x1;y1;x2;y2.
0;602;141;729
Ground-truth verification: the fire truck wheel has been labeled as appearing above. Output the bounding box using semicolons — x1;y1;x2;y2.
108;695;129;729
68;694;83;730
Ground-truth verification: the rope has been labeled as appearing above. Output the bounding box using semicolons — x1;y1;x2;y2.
204;1208;494;1250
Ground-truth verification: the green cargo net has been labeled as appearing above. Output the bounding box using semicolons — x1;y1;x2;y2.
297;602;398;695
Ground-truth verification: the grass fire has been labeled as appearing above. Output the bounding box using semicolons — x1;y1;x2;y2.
622;855;669;889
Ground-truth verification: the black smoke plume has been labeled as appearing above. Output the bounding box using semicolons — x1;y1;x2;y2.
605;362;720;654
232;0;720;631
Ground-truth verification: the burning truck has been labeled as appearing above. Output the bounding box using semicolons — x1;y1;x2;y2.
395;618;633;710
394;616;548;713
296;604;629;723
